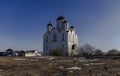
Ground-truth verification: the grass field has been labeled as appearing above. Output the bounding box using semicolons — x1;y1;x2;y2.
0;56;120;76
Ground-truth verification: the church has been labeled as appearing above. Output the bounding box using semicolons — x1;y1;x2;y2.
43;16;78;56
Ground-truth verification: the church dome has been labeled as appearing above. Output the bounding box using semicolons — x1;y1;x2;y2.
47;23;53;32
57;16;65;21
47;23;53;27
70;26;74;28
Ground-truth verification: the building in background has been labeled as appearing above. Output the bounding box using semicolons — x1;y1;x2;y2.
15;50;25;56
25;50;41;57
43;16;78;56
5;48;15;56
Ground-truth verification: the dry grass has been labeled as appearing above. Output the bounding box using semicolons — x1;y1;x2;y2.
0;57;120;76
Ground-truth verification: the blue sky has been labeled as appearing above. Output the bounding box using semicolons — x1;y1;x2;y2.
0;0;120;51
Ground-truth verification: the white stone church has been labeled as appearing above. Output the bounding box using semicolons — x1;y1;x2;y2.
43;16;78;56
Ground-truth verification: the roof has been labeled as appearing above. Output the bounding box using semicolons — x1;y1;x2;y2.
70;26;74;28
57;16;65;21
25;50;36;53
47;23;53;27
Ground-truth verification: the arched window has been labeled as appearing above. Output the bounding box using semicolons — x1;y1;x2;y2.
72;45;76;50
53;34;57;41
46;36;48;43
62;44;64;49
46;45;48;50
62;33;64;40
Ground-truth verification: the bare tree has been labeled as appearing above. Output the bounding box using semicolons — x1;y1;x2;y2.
107;49;120;56
79;43;95;57
94;49;104;56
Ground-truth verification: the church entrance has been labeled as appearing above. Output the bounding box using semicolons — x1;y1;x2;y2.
71;44;78;56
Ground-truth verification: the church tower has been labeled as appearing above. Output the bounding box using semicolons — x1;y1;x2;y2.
47;23;53;32
56;16;65;30
62;20;69;31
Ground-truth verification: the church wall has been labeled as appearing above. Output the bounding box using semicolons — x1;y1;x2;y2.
43;29;69;55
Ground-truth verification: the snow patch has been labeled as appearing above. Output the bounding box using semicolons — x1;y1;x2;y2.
66;66;81;70
0;69;4;72
13;58;27;61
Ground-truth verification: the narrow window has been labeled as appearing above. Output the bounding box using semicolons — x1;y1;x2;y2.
46;36;48;43
62;44;64;49
53;34;57;41
62;33;64;41
62;44;64;51
46;45;48;50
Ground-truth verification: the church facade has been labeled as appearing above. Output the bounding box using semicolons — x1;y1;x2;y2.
43;16;78;56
